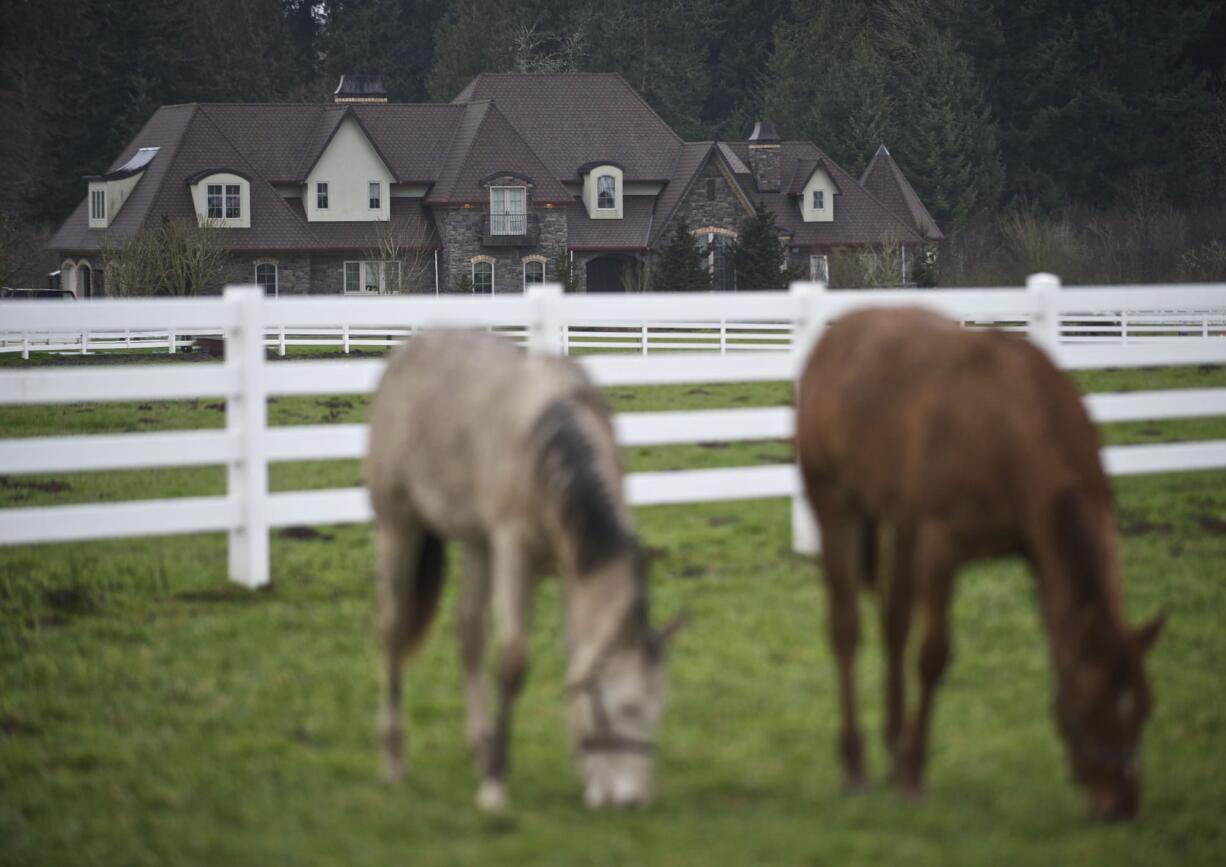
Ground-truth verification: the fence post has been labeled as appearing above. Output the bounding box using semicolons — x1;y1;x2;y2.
1121;310;1129;345
790;280;828;556
720;318;727;354
168;327;177;354
80;331;88;355
641;321;648;355
21;334;29;360
225;286;271;588
1026;272;1062;357
278;325;287;357
343;324;351;354
527;283;564;355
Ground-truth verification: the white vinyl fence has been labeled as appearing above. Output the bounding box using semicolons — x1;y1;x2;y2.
5;281;1225;359
1;275;1225;588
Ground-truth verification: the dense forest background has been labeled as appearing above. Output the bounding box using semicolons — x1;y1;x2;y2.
2;0;1224;285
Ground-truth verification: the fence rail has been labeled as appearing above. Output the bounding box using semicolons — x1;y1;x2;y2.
2;276;1226;586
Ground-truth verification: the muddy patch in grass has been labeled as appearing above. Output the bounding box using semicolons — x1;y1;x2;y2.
278;525;334;542
43;585;97;615
0;714;42;737
1120;518;1173;536
707;515;738;527
0;476;72;494
1196;514;1226;535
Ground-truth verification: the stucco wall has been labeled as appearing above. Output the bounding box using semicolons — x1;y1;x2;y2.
305;117;394;223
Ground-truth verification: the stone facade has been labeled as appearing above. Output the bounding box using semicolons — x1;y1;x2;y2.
667;161;749;240
437;205;568;293
217;255;312;295
747;144;781;193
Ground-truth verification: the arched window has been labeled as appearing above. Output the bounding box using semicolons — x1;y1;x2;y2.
696;232;736;291
596;175;616;210
255;262;278;297
523;259;545;288
472;260;494;294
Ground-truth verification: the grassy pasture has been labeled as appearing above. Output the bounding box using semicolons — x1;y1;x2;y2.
1;356;1225;866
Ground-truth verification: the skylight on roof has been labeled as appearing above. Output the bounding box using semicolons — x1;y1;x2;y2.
106;146;160;179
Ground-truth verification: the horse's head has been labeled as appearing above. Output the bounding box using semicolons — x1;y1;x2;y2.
1055;613;1164;820
565;603;686;809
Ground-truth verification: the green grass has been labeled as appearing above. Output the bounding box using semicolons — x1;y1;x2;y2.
1;362;1225;866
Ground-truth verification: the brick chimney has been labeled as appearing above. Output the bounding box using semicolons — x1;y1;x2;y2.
334;75;388;104
747;121;781;193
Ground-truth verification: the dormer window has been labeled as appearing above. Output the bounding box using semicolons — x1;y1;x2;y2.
369;182;380;209
90;189;106;222
597;175;616;210
812;190;824;209
317;182;329;209
581;163;623;219
188;171;251;228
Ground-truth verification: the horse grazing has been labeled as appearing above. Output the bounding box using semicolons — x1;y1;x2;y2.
366;330;681;812
796;307;1164;820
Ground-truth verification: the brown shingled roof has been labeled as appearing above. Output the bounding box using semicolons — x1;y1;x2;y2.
860;144;944;241
724;142;923;248
453;73;682;181
426;102;572;205
569;197;655;251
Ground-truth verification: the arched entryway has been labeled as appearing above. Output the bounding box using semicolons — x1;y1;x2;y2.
585;254;643;293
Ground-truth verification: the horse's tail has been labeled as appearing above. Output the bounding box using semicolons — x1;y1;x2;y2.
405;529;446;657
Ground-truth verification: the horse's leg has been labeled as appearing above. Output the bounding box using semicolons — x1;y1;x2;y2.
475;530;531;813
374;518;426;783
458;543;492;762
895;526;955;795
816;501;869;789
881;525;916;768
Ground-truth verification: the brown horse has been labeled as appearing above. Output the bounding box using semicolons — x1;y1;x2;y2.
366;330;681;812
796;307;1163;820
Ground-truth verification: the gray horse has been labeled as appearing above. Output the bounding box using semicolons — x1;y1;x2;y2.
366;330;681;812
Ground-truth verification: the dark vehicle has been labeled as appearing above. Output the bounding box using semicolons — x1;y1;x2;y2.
0;287;76;300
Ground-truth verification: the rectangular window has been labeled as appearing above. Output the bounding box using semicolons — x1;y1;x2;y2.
207;184;223;220
809;254;829;283
344;260;397;294
317;182;329;210
255;263;277;297
812;190;824;210
90;189;106;221
225;184;241;219
490;186;526;235
369;182;380;209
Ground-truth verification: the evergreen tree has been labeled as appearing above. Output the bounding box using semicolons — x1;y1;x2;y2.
650;218;710;291
427;0;518;100
731;202;803;290
321;0;446;102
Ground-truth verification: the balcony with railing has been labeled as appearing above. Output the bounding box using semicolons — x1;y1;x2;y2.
483;212;540;247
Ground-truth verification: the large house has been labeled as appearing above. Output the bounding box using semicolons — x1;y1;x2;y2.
50;73;941;297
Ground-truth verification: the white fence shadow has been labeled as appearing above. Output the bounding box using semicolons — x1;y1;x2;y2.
1;275;1225;587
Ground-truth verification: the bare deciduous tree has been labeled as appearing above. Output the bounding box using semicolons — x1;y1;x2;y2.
364;215;436;293
101;218;226;296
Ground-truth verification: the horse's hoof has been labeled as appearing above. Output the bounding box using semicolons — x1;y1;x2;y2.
476;780;510;814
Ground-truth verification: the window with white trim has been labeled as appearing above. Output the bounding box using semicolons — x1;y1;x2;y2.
489;187;526;235
344;260;398;294
596;175;616;210
255;263;278;297
809;254;829;283
317;182;329;209
90;189;106;221
523;259;545;288
811;190;824;209
369;181;380;209
696;231;736;291
207;184;223;219
472;260;494;294
225;184;241;219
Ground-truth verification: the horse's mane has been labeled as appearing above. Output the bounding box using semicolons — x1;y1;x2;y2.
530;395;634;575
